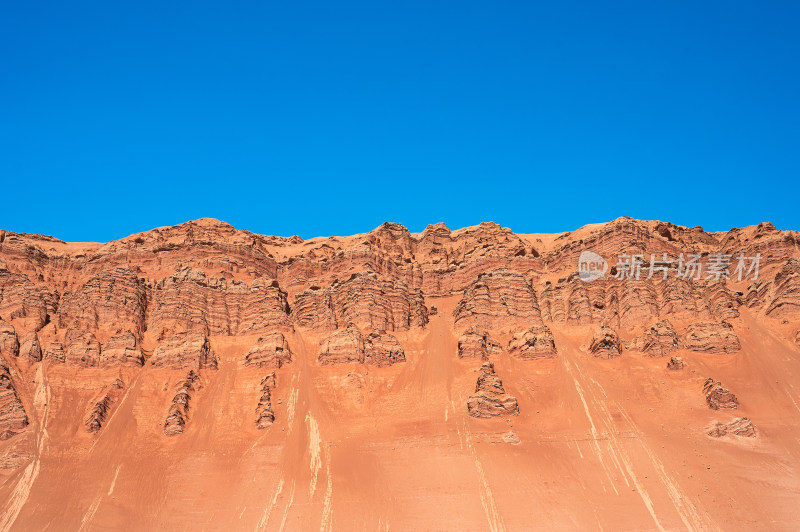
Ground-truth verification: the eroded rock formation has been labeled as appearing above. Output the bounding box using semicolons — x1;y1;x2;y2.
667;356;685;370
0;267;57;331
151;333;218;370
454;270;542;330
589;326;622;358
150;267;291;338
539;274;742;329
317;327;405;367
164;370;201;436
65;332;102;367
745;258;800;319
293;272;428;331
85;378;125;433
0;361;27;439
363;332;405;367
0;320;19;358
244;332;293;368
100;331;145;366
467;362;519;418
634;320;679;357
255;373;276;429
44;341;65;362
507;325;557;359
684;322;741;354
707;417;756;438
457;326;501;360
703;378;739;410
57;267;147;339
319;326;364;365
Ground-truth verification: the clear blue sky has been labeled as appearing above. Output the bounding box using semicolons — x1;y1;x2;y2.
1;1;798;241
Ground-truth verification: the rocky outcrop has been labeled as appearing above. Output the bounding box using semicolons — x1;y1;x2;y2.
56;267;148;339
164;370;201;436
539;274;741;329
589;326;622;358
60;329;143;367
244;332;293;368
319;326;364;365
507;326;557;359
255;373;276;429
457;326;501;360
0;362;28;439
100;331;145;366
703;378;739;410
317;327;405;367
766;258;800;318
363;332;405;367
684;322;741;354
0;268;57;331
293;272;428;331
703;282;740;321
0;320;19;358
467;362;519;418
454;270;542;330
44;341;65;362
634;320;679;357
85;378;125;433
18;332;42;361
64;332;102;367
151;333;218;370
667;356;685;370
149;267;291;338
707;417;756;438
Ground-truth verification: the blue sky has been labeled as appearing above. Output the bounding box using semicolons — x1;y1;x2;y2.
1;1;798;241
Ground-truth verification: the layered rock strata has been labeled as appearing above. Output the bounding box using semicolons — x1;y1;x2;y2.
457;326;501;360
684;322;741;354
293;272;427;331
85;378;125;433
164;370;201;436
507;326;557;359
244;332;293;368
703;378;739;410
467;362;519;418
589;326;622;358
454;270;542;330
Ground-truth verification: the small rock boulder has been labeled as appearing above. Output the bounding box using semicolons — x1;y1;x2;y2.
666;356;685;370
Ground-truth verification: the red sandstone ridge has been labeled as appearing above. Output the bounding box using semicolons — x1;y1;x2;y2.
0;217;799;530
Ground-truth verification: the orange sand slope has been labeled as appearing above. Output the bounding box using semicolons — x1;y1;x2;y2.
0;217;799;530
